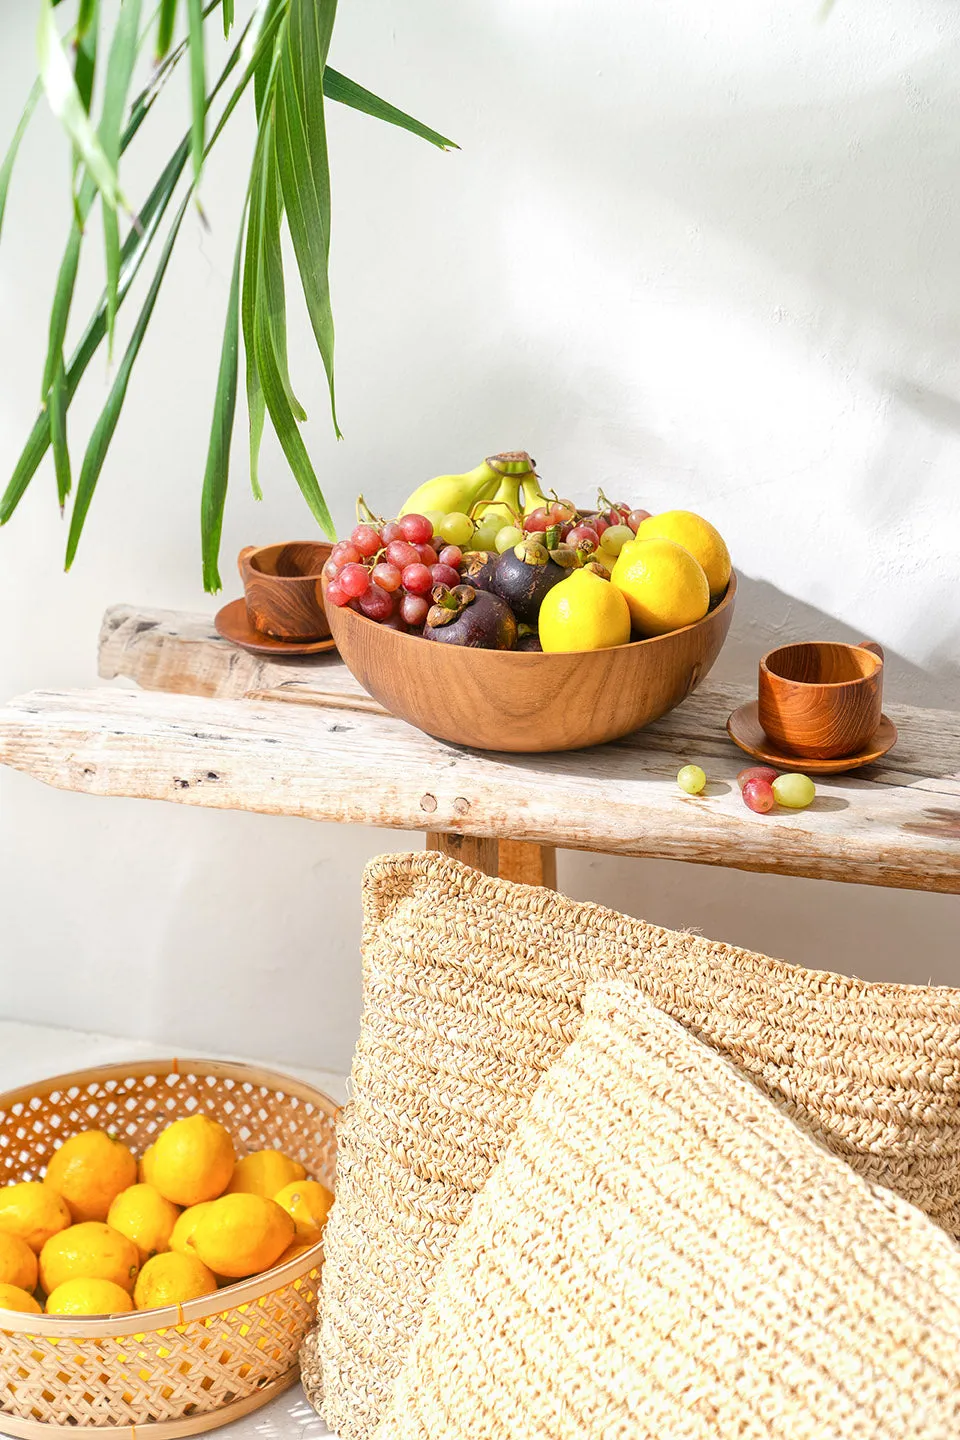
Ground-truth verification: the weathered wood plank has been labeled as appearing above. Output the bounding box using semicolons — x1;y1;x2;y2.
1;687;957;894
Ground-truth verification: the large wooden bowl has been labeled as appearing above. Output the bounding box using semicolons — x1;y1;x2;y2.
322;572;736;752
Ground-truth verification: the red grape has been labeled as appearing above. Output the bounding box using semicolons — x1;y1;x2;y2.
358;583;396;620
438;545;463;569
372;562;402;592
351;523;381;558
400;593;429;627
627;509;651;531
523;507;549;532
430;563;461;588
338;562;371;598
742;778;775;814
322;558;340;580
381;520;403;544
399;513;434;544
736;765;778;791
385;539;420;570
331;540;361;566
417;544;439;567
547;500;577;525
401;563;433;596
325;579;350;607
430;535;445;553
380;613;408;631
567;525;600;549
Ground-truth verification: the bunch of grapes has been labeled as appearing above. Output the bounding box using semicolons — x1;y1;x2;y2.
324;513;467;632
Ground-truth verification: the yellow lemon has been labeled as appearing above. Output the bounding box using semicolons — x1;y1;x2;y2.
44;1130;137;1224
0;1282;42;1315
226;1150;306;1199
632;511;730;601
138;1145;158;1186
190;1194;294;1278
611;538;709;637
273;1181;334;1244
538;569;631;653
39;1222;139;1297
0;1182;71;1254
107;1185;180;1266
276;1239;317;1266
134;1252;218;1311
169;1202;216;1257
0;1232;38;1293
150;1117;235;1208
45;1278;133;1316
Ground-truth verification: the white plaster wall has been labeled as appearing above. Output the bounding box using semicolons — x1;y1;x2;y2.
1;0;958;1076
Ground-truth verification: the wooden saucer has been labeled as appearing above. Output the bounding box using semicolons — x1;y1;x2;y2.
214;599;337;656
726;701;897;774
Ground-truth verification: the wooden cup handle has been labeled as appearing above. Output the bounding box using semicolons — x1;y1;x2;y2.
858;640;884;662
238;545;257;577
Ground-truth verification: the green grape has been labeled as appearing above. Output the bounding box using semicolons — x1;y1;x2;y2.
495;525;524;553
772;773;816;809
424;510;446;533
472;518;501;552
438;512;475;546
677;764;707;795
601;524;636;557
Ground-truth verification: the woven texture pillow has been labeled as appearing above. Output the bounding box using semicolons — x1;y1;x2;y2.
377;982;960;1440
306;851;960;1439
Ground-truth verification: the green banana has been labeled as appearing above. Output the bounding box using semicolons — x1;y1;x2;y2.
520;472;550;517
472;472;522;527
399;459;501;518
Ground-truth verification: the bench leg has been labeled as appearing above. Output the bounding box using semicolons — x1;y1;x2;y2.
498;840;557;889
425;832;499;876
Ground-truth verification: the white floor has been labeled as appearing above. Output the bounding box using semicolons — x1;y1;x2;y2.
0;1020;347;1440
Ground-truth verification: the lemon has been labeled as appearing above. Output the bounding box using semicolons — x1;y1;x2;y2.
190;1194;294;1279
0;1282;42;1315
39;1222;140;1297
538;569;632;653
45;1278;134;1316
226;1150;306;1199
138;1145;158;1186
169;1202;216;1257
151;1117;236;1207
273;1180;334;1244
611;538;709;637
134;1252;218;1311
632;511;730;601
0;1232;38;1293
276;1239;317;1266
44;1130;137;1224
0;1182;71;1254
107;1185;180;1266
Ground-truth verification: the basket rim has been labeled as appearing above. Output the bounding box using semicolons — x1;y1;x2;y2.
0;1057;339;1338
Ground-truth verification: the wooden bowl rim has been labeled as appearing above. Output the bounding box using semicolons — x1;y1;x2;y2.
0;1057;339;1337
324;568;737;658
243;540;333;582
760;638;882;688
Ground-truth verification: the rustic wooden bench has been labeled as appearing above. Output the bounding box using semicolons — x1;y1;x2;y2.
0;604;956;895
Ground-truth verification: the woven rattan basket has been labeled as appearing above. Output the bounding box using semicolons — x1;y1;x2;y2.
0;1058;339;1439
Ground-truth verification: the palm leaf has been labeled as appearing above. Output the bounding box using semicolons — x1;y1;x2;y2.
74;0;99;115
156;0;178;58
100;0;143;356
49;355;72;509
0;81;40;244
223;0;235;37
241;162;266;498
36;0;124;211
185;0;206;185
275;0;339;435
323;68;457;150
201;219;243;591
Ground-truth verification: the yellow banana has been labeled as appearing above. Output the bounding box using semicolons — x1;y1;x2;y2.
472;472;522;527
399;460;501;518
520;473;550;517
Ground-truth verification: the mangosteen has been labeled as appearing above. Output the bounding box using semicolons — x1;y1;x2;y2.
492;537;566;624
460;550;500;592
424;585;517;650
516;628;543;652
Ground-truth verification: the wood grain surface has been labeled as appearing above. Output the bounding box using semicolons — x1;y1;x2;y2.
758;640;884;759
238;542;332;641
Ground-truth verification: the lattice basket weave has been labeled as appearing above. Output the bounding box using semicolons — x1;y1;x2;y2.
0;1059;339;1438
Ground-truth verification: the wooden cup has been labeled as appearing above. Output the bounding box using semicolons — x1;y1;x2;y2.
239;542;333;641
758;640;884;760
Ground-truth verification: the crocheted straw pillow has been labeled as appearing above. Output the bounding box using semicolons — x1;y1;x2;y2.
377;982;960;1440
306;851;960;1439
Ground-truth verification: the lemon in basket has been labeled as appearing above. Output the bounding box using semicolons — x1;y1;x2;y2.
273;1180;334;1244
134;1252;218;1310
189;1194;294;1278
107;1184;180;1266
40;1221;139;1297
45;1278;134;1316
44;1130;138;1225
169;1202;215;1257
0;1231;39;1293
0;1282;42;1315
138;1144;158;1186
151;1116;236;1207
0;1182;71;1253
226;1150;306;1199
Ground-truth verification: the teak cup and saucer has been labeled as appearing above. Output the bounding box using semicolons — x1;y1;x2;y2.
215;542;337;656
727;640;897;773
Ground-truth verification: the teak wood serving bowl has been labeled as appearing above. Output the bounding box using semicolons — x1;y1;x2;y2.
321;571;736;752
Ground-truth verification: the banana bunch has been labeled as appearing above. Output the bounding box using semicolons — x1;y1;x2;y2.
399;452;542;523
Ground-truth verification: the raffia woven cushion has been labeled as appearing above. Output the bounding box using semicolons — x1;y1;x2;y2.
307;851;960;1439
377;982;960;1440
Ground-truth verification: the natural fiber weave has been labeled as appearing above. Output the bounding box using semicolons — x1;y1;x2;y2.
310;851;960;1440
378;982;960;1440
